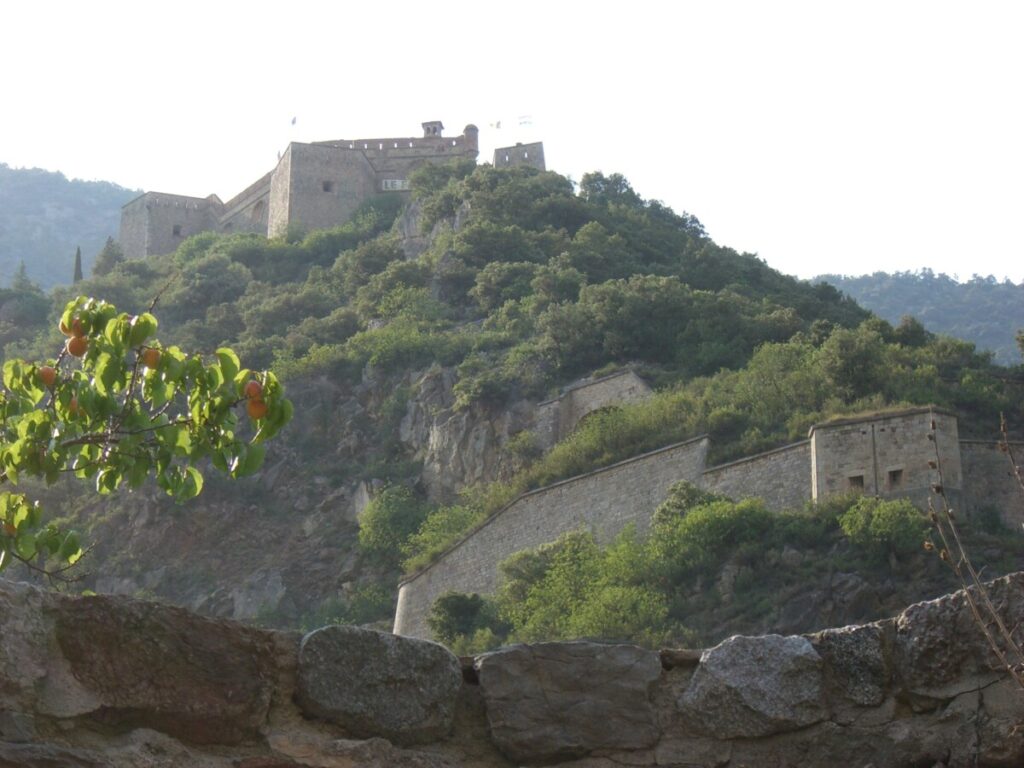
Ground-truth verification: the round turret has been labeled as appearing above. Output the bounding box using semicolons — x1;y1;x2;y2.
463;124;479;155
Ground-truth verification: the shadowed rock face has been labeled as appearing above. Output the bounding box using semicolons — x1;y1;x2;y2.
54;592;280;744
1;574;1023;767
475;641;663;762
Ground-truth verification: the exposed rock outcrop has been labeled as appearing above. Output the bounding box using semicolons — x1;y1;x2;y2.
2;574;1023;767
400;365;534;502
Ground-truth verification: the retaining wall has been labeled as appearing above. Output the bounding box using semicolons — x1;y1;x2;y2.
394;437;710;638
702;441;811;511
961;439;1024;528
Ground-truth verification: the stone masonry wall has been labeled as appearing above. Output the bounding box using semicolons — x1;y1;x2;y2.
535;370;653;451
493;141;546;170
961;439;1024;528
218;171;272;234
118;194;150;260
4;576;1023;767
701;441;812;511
120;192;219;259
811;408;961;503
394;437;710;638
273;143;378;237
560;370;652;441
267;146;293;237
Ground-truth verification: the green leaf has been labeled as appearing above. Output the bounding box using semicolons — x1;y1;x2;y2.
3;359;21;391
233;443;266;478
129;313;158;347
182;466;204;499
216;348;240;383
58;531;81;564
93;352;114;396
95;467;120;494
14;530;36;560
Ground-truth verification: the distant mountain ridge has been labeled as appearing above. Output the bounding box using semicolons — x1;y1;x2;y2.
0;163;137;289
817;270;1024;365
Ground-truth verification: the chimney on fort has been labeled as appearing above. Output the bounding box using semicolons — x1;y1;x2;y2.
421;120;444;137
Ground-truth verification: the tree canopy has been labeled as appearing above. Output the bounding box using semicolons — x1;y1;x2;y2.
0;296;291;576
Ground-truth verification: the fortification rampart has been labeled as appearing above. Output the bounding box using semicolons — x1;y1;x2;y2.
219;171;272;234
535;370;652;450
493;141;546;170
393;437;711;637
396;406;1019;639
702;441;812;511
268;143;379;237
119;191;223;259
961;439;1024;529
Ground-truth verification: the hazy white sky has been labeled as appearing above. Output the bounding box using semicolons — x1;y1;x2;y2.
2;1;1022;281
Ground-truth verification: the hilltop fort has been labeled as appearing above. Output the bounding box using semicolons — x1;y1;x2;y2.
119;121;545;259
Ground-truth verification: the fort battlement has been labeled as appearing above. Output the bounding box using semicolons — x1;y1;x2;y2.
394;406;1021;639
119;120;534;259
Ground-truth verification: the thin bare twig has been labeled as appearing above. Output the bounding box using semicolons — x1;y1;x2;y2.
925;407;1024;689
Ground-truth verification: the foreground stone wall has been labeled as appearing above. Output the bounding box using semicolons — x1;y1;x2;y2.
2;575;1023;767
394;437;710;638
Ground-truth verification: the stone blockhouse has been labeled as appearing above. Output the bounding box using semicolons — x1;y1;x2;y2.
493;141;546;171
119;121;486;259
394;406;1020;638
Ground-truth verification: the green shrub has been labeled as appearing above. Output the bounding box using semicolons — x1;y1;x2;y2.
838;496;928;560
403;504;486;572
651;499;773;578
357;485;429;566
427;592;503;646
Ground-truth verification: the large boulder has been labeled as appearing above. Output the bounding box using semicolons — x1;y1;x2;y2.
678;634;826;738
893;571;1024;707
810;621;891;708
295;625;461;745
55;592;281;744
475;641;662;763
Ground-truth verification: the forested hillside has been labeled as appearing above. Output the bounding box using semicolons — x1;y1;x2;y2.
3;161;1023;649
0;163;136;289
818;270;1024;365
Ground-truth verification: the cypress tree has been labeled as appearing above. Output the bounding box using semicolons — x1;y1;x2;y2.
73;246;83;284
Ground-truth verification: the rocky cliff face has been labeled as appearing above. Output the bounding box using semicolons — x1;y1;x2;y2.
2;574;1022;767
7;361;530;628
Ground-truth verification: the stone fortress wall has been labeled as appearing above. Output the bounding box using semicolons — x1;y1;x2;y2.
119;120;522;258
394;437;712;640
493;141;546;171
395;401;1023;639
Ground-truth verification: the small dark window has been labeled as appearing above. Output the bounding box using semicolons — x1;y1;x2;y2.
322;181;335;193
848;475;865;491
888;469;904;488
172;224;182;237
